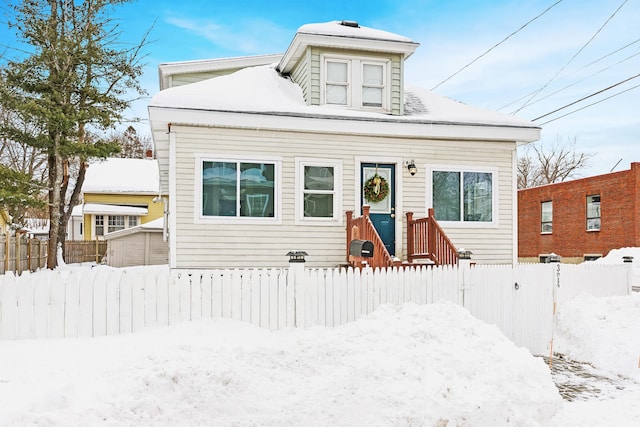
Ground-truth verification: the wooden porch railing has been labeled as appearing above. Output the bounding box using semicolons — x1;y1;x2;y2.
345;206;395;269
406;208;458;266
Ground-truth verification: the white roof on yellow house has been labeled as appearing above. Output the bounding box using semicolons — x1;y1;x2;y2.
83;158;160;195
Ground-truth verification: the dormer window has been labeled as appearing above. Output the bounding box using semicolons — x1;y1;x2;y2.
362;63;384;107
322;54;389;112
326;60;349;105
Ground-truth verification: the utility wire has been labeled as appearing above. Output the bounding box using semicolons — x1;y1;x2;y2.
532;72;640;121
499;37;640;111
513;0;629;114
537;82;640;125
505;48;640;112
430;0;564;91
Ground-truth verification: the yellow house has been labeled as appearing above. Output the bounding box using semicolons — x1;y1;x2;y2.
73;158;166;240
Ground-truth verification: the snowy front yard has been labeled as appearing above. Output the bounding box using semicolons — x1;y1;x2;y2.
0;277;638;426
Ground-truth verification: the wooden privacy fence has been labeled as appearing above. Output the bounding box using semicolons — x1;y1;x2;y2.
0;234;48;275
0;262;632;355
64;240;107;264
0;237;109;274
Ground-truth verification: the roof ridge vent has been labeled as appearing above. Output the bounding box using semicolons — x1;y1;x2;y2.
339;20;359;28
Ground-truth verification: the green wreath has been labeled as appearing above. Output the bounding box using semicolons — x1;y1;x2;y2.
363;174;389;203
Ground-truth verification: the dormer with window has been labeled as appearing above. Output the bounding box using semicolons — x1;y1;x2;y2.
277;21;419;115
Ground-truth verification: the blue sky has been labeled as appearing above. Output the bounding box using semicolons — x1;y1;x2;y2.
2;0;639;177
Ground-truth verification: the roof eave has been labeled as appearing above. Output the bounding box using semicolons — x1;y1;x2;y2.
277;32;419;74
149;106;540;143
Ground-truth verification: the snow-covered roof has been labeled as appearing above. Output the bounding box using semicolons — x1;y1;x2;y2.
103;217;164;240
297;20;414;43
150;64;535;129
82;158;160;195
83;203;148;216
278;21;419;74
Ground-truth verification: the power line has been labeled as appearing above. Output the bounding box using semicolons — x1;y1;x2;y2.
513;0;629;114
498;36;640;111
537;82;640;125
505;48;640;113
430;0;564;91
532;72;640;121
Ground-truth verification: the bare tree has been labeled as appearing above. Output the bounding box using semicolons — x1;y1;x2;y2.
112;126;153;159
517;137;593;189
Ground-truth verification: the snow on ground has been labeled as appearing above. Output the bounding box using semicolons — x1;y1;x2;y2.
0;259;639;426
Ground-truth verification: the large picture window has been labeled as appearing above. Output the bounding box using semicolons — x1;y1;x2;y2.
323;55;388;111
296;158;342;223
431;169;494;223
201;160;276;219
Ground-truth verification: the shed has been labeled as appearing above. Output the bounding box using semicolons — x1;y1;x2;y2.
104;218;168;267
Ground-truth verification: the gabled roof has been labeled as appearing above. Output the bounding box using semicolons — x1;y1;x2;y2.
278;21;419;74
83;158;160;195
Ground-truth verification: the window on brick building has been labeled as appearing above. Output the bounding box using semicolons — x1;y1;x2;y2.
541;201;552;233
586;195;600;231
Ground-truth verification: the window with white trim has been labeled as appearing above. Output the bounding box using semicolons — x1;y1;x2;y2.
200;159;277;219
326;60;349;105
94;214;140;239
296;158;342;223
322;55;389;111
431;169;495;223
541;201;552;233
95;215;104;236
586;195;600;231
108;215;125;233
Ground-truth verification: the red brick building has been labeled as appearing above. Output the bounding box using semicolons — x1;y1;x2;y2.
518;162;640;263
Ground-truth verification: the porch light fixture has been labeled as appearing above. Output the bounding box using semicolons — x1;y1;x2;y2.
406;160;417;176
286;250;308;263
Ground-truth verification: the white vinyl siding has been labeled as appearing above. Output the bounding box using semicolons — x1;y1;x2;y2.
168;125;517;267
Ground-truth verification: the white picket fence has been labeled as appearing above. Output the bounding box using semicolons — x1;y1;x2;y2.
0;263;632;355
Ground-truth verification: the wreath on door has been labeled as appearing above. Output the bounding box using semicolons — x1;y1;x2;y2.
363;174;389;203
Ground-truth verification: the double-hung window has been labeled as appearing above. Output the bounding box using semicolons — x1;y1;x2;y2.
108;215;125;233
541;201;553;233
326;60;349;105
296;158;342;224
95;215;105;236
362;63;384;107
199;157;279;221
431;168;495;224
94;214;139;239
586;195;600;231
323;55;389;111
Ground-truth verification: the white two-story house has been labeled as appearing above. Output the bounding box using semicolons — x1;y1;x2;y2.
148;20;539;269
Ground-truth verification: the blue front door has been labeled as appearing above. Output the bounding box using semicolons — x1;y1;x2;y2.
361;163;396;256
